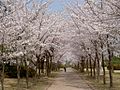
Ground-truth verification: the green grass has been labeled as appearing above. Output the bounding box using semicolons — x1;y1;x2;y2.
112;57;120;64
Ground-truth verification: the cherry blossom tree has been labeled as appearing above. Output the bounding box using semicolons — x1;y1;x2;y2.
65;0;120;87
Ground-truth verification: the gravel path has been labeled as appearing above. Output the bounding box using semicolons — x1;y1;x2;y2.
47;68;94;90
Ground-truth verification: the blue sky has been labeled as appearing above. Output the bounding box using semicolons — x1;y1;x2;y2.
49;0;64;12
49;0;85;12
32;0;85;12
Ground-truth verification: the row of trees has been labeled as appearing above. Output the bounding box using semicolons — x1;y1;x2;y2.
0;0;70;90
0;0;120;89
66;0;120;88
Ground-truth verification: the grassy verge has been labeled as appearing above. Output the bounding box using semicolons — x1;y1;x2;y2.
1;72;58;90
80;70;120;90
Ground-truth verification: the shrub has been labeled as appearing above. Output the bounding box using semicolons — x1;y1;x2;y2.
4;63;36;78
107;56;120;70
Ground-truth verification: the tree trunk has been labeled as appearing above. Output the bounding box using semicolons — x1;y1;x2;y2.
26;65;29;89
1;62;4;90
81;60;85;72
34;65;38;85
37;56;41;78
49;56;52;74
108;46;113;87
94;41;100;82
24;56;29;89
35;64;37;78
108;50;113;87
0;39;5;90
102;52;106;84
93;60;96;78
86;59;89;75
38;60;41;78
46;56;50;77
89;54;93;77
41;59;44;73
96;59;100;82
100;37;106;84
16;59;20;88
107;34;113;87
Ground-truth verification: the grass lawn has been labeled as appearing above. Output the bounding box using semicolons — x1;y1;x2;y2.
81;70;120;90
0;72;58;90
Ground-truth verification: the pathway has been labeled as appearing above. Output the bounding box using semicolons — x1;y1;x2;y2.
47;68;94;90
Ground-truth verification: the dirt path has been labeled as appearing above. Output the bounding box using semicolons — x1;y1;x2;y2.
47;68;94;90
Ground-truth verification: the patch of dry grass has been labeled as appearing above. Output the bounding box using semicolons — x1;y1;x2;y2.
0;72;58;90
81;70;120;90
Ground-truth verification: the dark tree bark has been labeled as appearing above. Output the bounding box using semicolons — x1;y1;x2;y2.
46;56;50;77
16;58;20;88
34;64;38;85
94;41;100;82
24;55;29;89
107;35;113;87
100;40;106;84
81;59;85;72
93;59;96;78
99;35;106;84
102;52;106;84
96;54;100;82
49;56;52;74
1;61;4;90
86;59;89;75
36;55;41;78
38;59;41;78
41;58;44;73
0;43;5;90
89;54;93;77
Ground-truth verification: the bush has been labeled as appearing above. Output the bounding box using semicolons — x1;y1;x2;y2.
112;56;120;64
5;64;17;78
107;56;120;70
4;63;36;78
